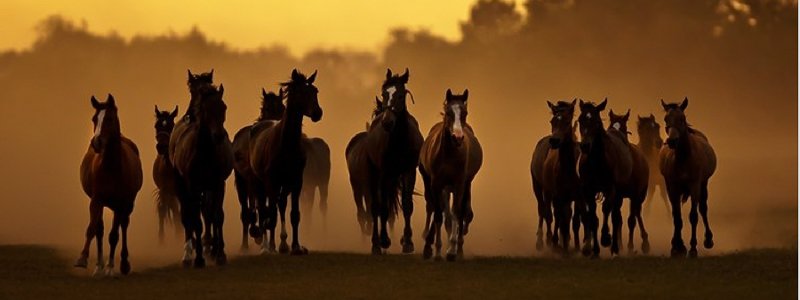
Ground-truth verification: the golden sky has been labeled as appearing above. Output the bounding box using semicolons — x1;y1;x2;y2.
1;0;487;55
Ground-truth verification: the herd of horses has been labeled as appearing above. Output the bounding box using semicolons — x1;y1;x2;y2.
74;67;716;276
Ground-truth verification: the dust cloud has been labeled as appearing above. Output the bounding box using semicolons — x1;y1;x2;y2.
0;0;796;266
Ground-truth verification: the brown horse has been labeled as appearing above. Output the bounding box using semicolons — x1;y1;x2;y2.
232;89;285;251
637;114;670;216
420;89;482;261
346;97;385;236
153;105;181;244
659;98;716;258
250;69;322;255
300;137;331;227
536;100;580;254
170;81;233;267
76;95;143;276
608;109;651;254
364;68;423;254
577;98;633;257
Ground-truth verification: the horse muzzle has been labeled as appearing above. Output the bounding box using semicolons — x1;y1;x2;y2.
311;109;323;122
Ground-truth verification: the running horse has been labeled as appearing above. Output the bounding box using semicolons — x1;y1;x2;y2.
346;97;386;236
637;114;670;216
536;100;580;254
250;69;323;255
76;95;143;276
419;89;482;261
576;98;633;257
608;109;651;254
170;81;233;267
232;89;284;251
659;98;716;258
153;105;181;244
364;68;423;254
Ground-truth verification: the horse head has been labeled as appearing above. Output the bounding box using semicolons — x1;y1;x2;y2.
578;98;608;152
377;68;411;131
444;88;469;146
154;105;178;155
282;69;323;122
661;97;690;149
608;108;632;136
90;94;121;153
637;113;661;144
547;99;577;149
194;84;228;142
260;88;286;121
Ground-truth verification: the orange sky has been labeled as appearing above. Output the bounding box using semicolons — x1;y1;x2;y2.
0;0;523;55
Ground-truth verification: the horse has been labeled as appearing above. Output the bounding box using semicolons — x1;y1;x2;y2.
75;94;143;276
232;88;285;251
534;100;580;254
300;137;331;228
659;98;716;258
576;98;633;257
183;69;214;122
346;97;385;236
153;105;181;244
250;69;322;255
419;89;482;261
364;68;423;254
637;114;670;217
608;109;651;254
170;82;233;267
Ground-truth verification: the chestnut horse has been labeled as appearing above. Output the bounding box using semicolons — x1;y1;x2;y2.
659;98;716;258
536;100;580;254
364;68;423;254
637;114;670;217
250;69;322;255
153;105;181;244
420;89;482;261
608;109;651;254
577;98;632;257
232;89;285;250
346;97;386;236
170;82;233;267
76;95;143;276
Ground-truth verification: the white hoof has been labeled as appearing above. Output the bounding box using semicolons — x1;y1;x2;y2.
182;241;194;261
104;266;115;277
92;265;104;277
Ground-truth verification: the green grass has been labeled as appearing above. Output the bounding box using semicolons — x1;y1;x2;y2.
0;245;795;299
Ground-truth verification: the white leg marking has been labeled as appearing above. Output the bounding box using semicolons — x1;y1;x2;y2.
182;240;194;261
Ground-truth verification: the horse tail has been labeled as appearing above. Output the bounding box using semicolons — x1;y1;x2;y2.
154;188;175;225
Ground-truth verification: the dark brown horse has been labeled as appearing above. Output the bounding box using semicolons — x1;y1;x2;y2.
76;95;143;276
364;68;423;254
608;109;651;254
300;137;331;227
232;89;285;251
170;80;233;267
153;105;181;244
577;98;633;257
250;69;322;255
346;97;385;236
536;100;580;254
637;114;670;216
419;89;482;261
659;98;716;258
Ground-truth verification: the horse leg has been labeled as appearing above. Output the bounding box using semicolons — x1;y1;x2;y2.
581;191;600;258
75;200;102;269
369;180;382;255
667;184;686;258
213;181;227;265
93;203;105;276
571;200;582;251
556;199;571;255
352;186;367;236
201;197;213;257
379;179;394;250
319;183;329;227
609;191;624;256
171;196;183;239
533;182;545;251
634;195;650;254
545;197;554;248
193;192;206;268
688;185;701;258
157;198;166;245
659;182;671;219
290;186;309;255
234;172;250;251
700;180;714;249
106;212;120;276
421;170;436;260
446;185;464;261
119;211;131;275
300;186;315;230
400;171;416;254
600;194;612;248
278;188;290;254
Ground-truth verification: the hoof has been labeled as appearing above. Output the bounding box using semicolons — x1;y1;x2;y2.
536;239;544;251
240;245;249;254
671;245;687;258
371;245;382;255
688;249;698;258
641;240;651;254
457;248;464;259
380;236;391;249
279;242;290;254
704;238;714;249
434;255;444;262
446;253;457;262
182;259;192;268
402;241;415;254
104;266;116;277
193;258;206;269
216;253;228;265
92;266;104;277
259;247;276;255
600;232;611;247
581;244;593;257
120;260;131;275
249;226;262;240
74;257;88;268
290;246;309;256
422;246;433;260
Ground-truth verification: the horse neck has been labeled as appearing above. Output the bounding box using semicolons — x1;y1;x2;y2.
675;130;692;161
558;133;577;164
280;95;305;147
438;119;459;153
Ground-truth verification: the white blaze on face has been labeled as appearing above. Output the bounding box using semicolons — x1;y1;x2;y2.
93;109;106;139
162;120;167;127
586;112;592;119
451;104;464;140
385;86;397;106
612;122;621;130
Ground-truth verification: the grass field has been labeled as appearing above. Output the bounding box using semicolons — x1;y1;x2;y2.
0;245;795;299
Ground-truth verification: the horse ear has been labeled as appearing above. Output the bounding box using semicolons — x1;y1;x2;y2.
597;98;607;111
547;101;556;111
624;109;630;120
292;69;300;81
446;89;453;99
462;89;469;101
579;99;585;107
649;113;655;119
400;68;409;83
570;98;577;108
218;84;225;96
262;88;268;99
279;88;285;99
187;69;192;80
209;68;214;78
386;68;392;79
680;97;689;111
107;94;116;106
660;99;668;111
171;106;179;118
308;70;318;84
608;109;615;118
155;105;160;116
91;96;100;109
